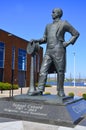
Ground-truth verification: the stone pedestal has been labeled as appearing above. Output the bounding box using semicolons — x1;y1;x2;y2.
0;95;86;127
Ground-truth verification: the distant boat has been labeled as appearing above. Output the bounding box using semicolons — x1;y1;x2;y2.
72;80;75;83
84;82;86;85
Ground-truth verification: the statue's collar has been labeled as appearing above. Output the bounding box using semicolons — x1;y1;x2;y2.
53;19;60;23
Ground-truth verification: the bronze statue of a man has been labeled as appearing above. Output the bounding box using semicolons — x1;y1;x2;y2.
31;8;79;96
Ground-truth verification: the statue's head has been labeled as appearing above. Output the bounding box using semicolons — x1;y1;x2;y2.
52;8;63;19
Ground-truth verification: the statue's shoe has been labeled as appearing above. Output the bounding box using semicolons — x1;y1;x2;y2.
28;90;43;96
57;91;65;97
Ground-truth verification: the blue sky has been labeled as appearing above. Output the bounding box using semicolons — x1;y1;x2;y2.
0;0;86;79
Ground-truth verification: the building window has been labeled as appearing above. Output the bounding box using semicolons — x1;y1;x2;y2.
18;48;27;71
12;46;15;70
0;42;5;68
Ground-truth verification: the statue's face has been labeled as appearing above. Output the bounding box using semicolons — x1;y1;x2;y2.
52;9;59;20
52;8;61;19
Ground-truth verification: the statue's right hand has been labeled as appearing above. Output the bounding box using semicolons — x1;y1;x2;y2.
31;39;40;44
30;39;36;43
29;39;39;44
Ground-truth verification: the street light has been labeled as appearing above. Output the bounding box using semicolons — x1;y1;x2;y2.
73;52;76;87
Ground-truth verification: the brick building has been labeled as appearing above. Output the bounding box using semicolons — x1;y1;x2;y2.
0;29;43;87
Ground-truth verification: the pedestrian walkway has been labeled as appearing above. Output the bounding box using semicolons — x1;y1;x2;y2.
45;86;86;96
0;87;28;98
0;86;86;98
0;117;86;130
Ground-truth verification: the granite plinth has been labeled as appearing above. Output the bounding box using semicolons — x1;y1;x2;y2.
0;95;86;127
14;94;75;104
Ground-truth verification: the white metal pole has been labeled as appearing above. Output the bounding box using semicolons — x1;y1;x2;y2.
73;52;75;87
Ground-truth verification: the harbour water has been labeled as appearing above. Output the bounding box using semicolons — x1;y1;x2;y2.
47;81;86;87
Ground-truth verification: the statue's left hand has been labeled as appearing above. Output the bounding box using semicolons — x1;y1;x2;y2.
63;42;70;47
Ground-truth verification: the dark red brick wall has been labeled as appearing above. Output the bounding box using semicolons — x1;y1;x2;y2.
0;29;43;87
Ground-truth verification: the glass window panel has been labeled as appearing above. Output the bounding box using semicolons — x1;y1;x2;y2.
18;49;27;71
0;42;5;68
0;52;3;60
0;61;3;67
0;42;4;48
12;47;15;69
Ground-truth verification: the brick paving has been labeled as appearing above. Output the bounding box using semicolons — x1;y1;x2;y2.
45;86;86;96
0;86;86;98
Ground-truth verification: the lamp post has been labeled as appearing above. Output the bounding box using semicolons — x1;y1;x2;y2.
11;68;14;97
73;52;76;87
27;42;40;95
